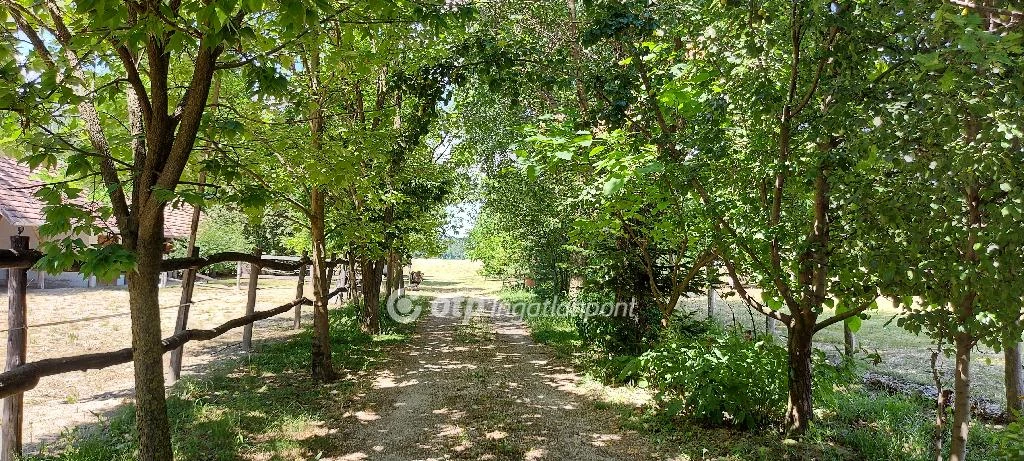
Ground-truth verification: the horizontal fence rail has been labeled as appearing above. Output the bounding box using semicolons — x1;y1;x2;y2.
0;285;346;399
0;250;349;272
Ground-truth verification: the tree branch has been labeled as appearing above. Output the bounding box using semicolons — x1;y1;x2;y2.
813;300;871;333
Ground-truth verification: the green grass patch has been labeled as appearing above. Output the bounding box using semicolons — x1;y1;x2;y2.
497;289;581;356
30;297;430;461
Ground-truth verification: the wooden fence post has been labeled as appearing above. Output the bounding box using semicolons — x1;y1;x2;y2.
170;246;200;382
706;264;715;320
242;249;261;351
325;252;337;288
334;263;345;306
2;236;29;461
293;250;308;329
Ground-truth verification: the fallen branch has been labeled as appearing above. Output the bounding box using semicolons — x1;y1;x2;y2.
864;371;1008;423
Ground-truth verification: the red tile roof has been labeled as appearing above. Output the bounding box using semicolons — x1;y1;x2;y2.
164;204;197;238
0;155;47;227
0;156;199;239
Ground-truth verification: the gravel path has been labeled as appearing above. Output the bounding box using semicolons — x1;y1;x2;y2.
327;298;666;461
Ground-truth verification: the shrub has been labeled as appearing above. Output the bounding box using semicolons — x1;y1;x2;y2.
996;416;1024;460
170;206;251;276
631;331;788;428
575;295;662;356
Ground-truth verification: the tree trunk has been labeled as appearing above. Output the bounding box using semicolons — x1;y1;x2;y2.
385;251;399;300
347;255;359;305
843;323;856;357
359;258;384;334
568;252;585;303
126;222;173;461
706;263;715;320
309;188;335;381
785;320;814;436
1005;331;1023;421
398;262;405;295
931;347;950;461
949;334;973;461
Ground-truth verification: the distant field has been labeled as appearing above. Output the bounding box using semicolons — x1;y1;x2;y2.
409;258;503;298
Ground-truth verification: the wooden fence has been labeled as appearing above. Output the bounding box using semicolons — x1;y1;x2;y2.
0;241;351;461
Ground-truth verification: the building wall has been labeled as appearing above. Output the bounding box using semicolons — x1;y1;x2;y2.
0;219;40;250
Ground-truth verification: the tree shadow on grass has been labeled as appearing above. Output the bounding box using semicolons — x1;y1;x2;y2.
25;303;421;461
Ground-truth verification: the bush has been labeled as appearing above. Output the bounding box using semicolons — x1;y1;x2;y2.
171;206;251;276
630;331;788;428
996;416;1024;460
575;295;662;356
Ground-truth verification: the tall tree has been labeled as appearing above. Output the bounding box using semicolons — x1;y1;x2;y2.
2;0;312;456
874;3;1024;458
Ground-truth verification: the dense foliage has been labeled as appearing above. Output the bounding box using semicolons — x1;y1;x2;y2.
461;1;1024;459
633;329;789;428
2;0;1023;459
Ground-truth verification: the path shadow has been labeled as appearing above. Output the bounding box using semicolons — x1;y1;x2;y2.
296;298;675;460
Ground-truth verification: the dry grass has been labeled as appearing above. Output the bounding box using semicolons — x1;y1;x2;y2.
409;258;503;298
0;276;310;451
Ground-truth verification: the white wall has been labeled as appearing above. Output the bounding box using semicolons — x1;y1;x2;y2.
0;220;40;250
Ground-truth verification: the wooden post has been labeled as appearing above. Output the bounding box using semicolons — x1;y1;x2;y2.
235;261;242;291
325;252;337;288
843;323;857;357
170;246;199;382
334;263;345;306
159;271;168;288
242;249;261;351
293;250;308;329
349;256;360;305
2;236;29;461
706;264;715;320
37;271;44;290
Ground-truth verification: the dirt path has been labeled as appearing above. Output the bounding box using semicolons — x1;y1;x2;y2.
327;297;669;461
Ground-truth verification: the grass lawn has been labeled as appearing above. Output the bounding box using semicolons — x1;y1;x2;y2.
409;258;503;298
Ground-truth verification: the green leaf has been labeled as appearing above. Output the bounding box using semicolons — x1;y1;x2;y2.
602;176;624;196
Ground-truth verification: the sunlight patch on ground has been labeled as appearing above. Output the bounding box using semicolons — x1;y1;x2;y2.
589;433;622;447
